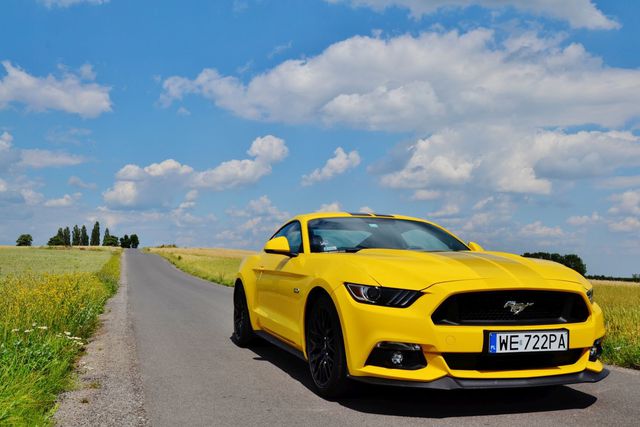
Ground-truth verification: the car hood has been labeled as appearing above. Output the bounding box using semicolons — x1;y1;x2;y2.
338;249;583;291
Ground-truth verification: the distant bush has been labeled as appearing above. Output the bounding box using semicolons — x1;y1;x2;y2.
16;234;33;246
157;244;178;248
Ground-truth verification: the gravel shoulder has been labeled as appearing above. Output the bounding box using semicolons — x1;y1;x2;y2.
54;250;148;426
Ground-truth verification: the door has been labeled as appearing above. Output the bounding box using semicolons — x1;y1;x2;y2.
255;221;309;348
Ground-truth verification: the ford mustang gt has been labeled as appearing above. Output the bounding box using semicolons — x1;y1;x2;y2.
232;212;608;397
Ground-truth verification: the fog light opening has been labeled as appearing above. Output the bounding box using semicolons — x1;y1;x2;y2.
366;342;427;370
589;338;604;362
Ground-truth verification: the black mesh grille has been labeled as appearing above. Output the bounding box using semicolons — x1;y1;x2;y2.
432;290;589;326
443;349;583;371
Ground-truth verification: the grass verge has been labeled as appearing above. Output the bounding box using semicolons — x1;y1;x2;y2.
146;247;254;286
0;250;121;425
591;280;640;369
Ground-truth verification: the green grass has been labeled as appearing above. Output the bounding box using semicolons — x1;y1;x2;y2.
146;247;252;286
0;247;114;277
591;281;640;369
0;248;121;425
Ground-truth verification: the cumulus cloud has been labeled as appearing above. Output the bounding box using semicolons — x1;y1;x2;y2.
519;221;565;238
0;61;111;118
44;193;81;208
159;30;638;132
608;190;640;216
380;128;640;195
68;176;97;190
216;196;290;246
325;0;619;29
103;135;288;209
567;212;601;226
317;202;342;212
301;147;360;186
20;149;85;168
40;0;110;8
609;217;640;232
428;203;460;218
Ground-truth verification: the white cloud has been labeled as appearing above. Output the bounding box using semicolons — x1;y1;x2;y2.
192;135;288;189
159;30;639;132
216;196;290;246
411;189;441;201
103;136;288;209
519;221;565;238
301;147;360;186
427;203;460;218
358;206;375;214
326;0;619;29
609;217;640;232
317;202;342;212
0;178;7;192
380;128;640;195
567;212;601;226
598;175;640;189
40;0;109;8
0;61;111;118
20;149;85;168
177;106;191;116
44;193;81;208
68;175;97;190
268;41;293;59
608;190;640;216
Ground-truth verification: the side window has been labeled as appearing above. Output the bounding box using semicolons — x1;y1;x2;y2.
272;221;304;254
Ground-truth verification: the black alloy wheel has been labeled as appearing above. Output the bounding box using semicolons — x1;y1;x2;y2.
306;294;350;398
232;283;254;347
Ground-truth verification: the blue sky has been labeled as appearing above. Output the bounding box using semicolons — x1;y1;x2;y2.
1;0;639;275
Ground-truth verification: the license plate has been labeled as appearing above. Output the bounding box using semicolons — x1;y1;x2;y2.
488;330;568;353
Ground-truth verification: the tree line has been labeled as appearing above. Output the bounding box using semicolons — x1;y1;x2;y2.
16;221;139;248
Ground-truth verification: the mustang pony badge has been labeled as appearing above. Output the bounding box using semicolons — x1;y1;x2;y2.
504;300;534;315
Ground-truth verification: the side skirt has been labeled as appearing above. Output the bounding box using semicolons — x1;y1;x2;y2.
255;330;306;361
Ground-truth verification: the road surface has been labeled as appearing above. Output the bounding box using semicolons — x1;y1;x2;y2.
126;249;640;426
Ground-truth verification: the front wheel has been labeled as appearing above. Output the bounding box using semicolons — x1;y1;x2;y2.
306;294;350;398
232;283;255;347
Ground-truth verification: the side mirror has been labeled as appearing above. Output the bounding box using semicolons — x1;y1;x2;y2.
264;236;296;257
468;241;485;252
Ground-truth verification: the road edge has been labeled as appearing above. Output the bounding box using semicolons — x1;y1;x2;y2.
54;249;148;426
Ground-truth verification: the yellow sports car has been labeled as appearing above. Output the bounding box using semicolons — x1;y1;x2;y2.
232;212;608;397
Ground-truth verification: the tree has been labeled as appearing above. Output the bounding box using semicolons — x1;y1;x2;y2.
72;225;81;246
80;225;89;246
522;252;587;276
90;221;100;246
48;228;65;246
16;234;33;246
103;235;119;246
63;227;71;246
130;234;139;249
120;234;131;249
102;228;111;246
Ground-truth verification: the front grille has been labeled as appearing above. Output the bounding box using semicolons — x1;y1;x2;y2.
431;290;589;326
443;349;583;371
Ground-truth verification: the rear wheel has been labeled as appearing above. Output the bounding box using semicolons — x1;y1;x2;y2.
232;283;254;347
306;294;350;398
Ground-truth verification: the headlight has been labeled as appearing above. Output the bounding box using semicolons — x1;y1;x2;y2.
344;283;422;308
586;288;594;303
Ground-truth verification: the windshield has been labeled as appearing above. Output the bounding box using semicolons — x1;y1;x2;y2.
307;217;468;253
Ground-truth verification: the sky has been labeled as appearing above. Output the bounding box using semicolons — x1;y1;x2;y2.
1;0;639;275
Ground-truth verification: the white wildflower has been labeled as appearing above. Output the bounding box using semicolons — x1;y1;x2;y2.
24;329;33;333
64;331;71;336
11;328;19;333
38;326;48;330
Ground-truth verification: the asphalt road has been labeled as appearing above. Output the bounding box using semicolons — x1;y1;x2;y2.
127;249;640;426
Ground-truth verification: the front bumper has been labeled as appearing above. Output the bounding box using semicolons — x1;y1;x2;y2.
350;368;609;390
331;280;607;384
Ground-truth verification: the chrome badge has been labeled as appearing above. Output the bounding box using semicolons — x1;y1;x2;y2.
504;300;534;315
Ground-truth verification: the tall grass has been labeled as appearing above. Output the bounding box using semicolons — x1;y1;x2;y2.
0;253;120;425
591;281;640;369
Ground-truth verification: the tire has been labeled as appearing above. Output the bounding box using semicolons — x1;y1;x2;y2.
232;283;255;347
306;293;351;399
